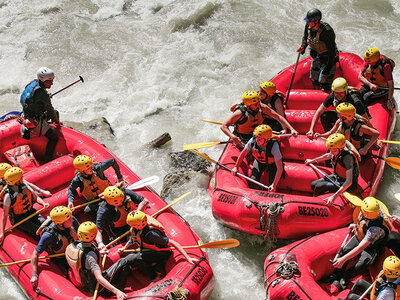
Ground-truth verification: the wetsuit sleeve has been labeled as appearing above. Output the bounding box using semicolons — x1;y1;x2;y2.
350;93;366;116
270;142;282;161
35;232;57;254
320;24;336;70
383;63;393;82
124;189;144;204
85;252;100;273
363;226;385;244
97;159;123;182
323;93;334;107
71;215;80;229
301;24;308;52
342;154;354;171
35;88;59;123
244;137;254;152
146;231;169;248
96;204;112;231
68;176;83;204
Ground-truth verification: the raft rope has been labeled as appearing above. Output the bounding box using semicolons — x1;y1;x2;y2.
261;202;284;242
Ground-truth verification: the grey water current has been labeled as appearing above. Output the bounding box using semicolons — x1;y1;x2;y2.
1;0;400;299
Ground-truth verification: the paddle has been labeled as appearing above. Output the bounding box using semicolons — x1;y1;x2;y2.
379;139;400;144
123;238;240;253
330;228;353;264
200;119;222;125
370;154;400;170
358;282;374;300
284;52;301;107
72;176;160;212
377;86;400;91
51;76;84;97
4;206;47;233
191;149;271;190
308;163;340;189
93;252;107;300
183;141;231;151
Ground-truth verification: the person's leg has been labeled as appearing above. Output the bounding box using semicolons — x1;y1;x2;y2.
311;175;339;196
319;62;336;91
16;212;45;241
44;128;58;163
250;160;267;189
310;58;321;89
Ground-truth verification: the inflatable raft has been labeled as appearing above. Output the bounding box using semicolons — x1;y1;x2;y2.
209;52;395;239
264;219;400;300
0;117;214;299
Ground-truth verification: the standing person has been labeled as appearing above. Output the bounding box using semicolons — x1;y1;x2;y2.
30;206;79;289
95;186;149;250
0;167;49;245
118;211;198;281
65;221;137;299
317;103;380;157
67;155;124;219
305;133;360;205
20;67;60;163
259;81;286;132
231;125;284;191
358;47;395;110
221;91;297;145
297;8;337;91
306;77;369;137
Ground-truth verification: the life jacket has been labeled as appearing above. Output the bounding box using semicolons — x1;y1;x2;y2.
6;184;34;216
307;22;329;54
332;149;360;181
76;165;111;201
99;196;136;228
250;137;280;164
355;212;391;244
232;104;264;135
20;80;46;120
261;91;285;112
0;183;6;204
65;241;99;292
341;117;366;149
133;216;166;252
4;145;40;172
363;55;395;88
370;270;400;300
40;222;78;254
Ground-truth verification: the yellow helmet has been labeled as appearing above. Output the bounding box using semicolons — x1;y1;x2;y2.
336;102;356;118
364;47;380;64
77;221;98;242
383;256;400;278
0;163;12;179
253;124;273;140
260;81;277;96
50;206;72;225
242;91;260;106
73;155;93;172
126;210;147;230
331;77;348;93
4;167;24;185
361;197;380;219
325;133;346;149
103;186;124;206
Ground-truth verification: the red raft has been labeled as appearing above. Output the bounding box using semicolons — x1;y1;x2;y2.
209;52;395;239
264;220;400;299
0;117;214;299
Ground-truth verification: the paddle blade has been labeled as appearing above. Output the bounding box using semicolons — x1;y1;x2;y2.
183;141;228;150
343;192;363;207
127;176;160;190
394;193;400;202
200;119;222;125
384;157;400;170
191;150;217;164
379;140;400;145
199;239;240;249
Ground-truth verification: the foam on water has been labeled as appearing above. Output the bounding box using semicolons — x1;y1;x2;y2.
0;0;399;299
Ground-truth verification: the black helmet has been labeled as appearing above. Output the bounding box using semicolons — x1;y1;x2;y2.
304;8;322;22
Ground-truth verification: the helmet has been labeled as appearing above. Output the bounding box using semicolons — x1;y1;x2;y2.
253;124;273;140
126;211;147;230
37;67;55;82
73;155;93;172
0;163;12;179
260;81;276;96
50;206;72;224
332;77;348;93
103;186;124;206
325;133;346;149
383;256;400;278
242;91;260;106
361;197;380;219
78;221;98;242
336;102;356;118
4;167;24;185
364;47;380;64
304;8;322;22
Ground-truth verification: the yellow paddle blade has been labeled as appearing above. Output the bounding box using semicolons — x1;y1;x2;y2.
383;157;400;170
200;119;222;125
379;140;400;144
343;192;363;207
377;200;391;217
191;149;218;164
183;141;224;151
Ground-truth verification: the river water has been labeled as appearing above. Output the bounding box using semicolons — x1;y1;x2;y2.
0;0;400;299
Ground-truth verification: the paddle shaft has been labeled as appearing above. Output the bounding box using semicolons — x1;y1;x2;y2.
93;254;107;300
5;206;47;233
0;253;64;268
51;76;84;97
378;86;400;91
358;282;374;300
331;228;353;263
309;163;341;189
284;52;301;106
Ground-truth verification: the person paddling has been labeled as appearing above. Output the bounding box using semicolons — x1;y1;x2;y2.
95;186;149;251
221;90;297;146
65;221;138;300
305;133;360;205
68;155;124;219
118;211;198;281
258;81;286;132
231;125;284;191
316;102;380;157
30;206;79;289
0;167;49;245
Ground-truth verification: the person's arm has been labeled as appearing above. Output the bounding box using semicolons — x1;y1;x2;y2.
220;110;243;146
326;167;352;205
98;159;123;183
168;239;198;265
231;148;250;175
93;269;126;299
34;193;49;208
387;80;395;110
333;238;370;269
136;198;149;212
358;125;380;155
358;69;371;87
316;119;340;139
124;189;148;212
23;180;52;197
320;25;336;71
305;152;332;165
30;250;40;288
270;159;283;192
67;177;82;209
0;197;10;245
94;207;108;252
36;89;59;123
307;103;327;138
297;24;308;53
262;104;298;136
